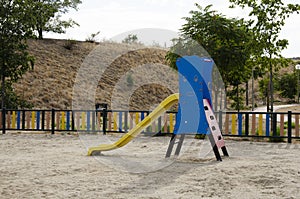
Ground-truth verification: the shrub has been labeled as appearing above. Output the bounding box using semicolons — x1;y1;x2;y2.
63;39;77;50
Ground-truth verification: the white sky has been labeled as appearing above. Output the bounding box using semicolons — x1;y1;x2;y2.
45;0;300;58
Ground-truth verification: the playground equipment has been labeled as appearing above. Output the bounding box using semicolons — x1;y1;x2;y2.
87;93;179;155
88;56;229;160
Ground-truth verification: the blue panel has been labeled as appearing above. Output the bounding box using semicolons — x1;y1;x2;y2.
66;111;70;130
17;111;21;129
238;114;243;136
36;111;40;130
141;112;145;121
266;114;270;136
174;56;214;135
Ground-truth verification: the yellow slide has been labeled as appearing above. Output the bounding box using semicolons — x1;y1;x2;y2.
88;93;179;156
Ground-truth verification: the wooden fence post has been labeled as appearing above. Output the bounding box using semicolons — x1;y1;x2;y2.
51;109;55;134
288;111;292;144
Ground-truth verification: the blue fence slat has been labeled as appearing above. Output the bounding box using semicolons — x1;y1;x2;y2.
17;111;21;129
238;113;243;136
266;114;270;137
66;111;70;130
141;112;145;121
36;111;40;130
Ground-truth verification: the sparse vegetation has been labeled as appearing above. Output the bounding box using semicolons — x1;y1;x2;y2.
63;39;77;50
12;39;171;110
85;31;101;43
122;34;139;44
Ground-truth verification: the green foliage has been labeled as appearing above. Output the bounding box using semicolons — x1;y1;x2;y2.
85;31;100;43
229;0;300;111
122;34;139;44
0;0;35;108
0;83;33;109
166;4;254;110
29;0;82;39
275;72;297;101
284;121;295;129
227;86;246;110
258;76;269;104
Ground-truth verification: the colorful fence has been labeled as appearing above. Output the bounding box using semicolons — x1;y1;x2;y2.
1;108;300;143
222;111;299;143
0;109;177;135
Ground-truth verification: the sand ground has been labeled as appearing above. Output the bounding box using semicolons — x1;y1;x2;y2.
1;133;300;199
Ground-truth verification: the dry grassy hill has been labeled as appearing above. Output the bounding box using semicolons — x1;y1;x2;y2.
13;39;298;111
13;39;177;110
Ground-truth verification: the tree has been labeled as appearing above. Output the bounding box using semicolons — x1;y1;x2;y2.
229;0;300;112
0;0;34;108
30;0;82;39
166;4;254;110
122;34;139;44
275;73;297;102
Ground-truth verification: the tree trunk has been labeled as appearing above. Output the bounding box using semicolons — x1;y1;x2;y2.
269;54;273;113
38;28;43;39
1;73;5;109
246;82;249;106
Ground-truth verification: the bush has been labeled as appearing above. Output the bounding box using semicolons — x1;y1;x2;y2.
63;39;77;50
85;31;100;43
0;83;33;109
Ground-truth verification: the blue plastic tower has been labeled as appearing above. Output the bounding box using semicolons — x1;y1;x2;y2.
173;56;214;135
166;56;229;161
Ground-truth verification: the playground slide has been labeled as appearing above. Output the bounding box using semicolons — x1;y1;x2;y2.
88;93;179;156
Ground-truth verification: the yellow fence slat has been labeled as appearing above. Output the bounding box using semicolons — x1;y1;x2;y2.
12;111;16;128
169;113;174;133
231;114;237;135
135;112;139;125
61;112;66;130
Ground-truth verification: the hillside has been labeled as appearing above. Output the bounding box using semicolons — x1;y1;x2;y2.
13;39;177;110
13;39;299;111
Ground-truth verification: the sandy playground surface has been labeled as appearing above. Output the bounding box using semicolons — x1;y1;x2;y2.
1;133;300;199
